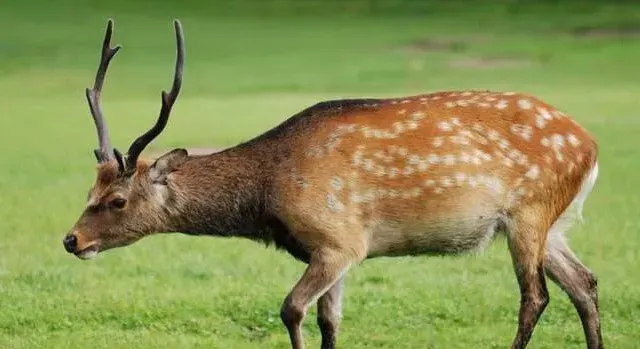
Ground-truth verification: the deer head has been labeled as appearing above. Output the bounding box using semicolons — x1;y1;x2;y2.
62;19;187;259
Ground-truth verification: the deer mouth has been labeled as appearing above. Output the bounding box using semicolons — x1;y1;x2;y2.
75;244;100;260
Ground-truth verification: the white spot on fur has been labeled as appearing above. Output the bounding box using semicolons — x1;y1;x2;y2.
510;124;533;141
443;154;457;165
438;121;453;132
330;177;344;191
406;120;419;130
433;137;444;147
445;101;456;108
567;133;581;147
388;167;399;178
327;193;345;212
525;165;540;180
411;111;426;120
417;159;429;171
535;107;553;129
424;179;436;187
449;135;469;145
427;154;441;164
455;172;467;185
517;99;532;109
459;152;472;163
495;99;508;109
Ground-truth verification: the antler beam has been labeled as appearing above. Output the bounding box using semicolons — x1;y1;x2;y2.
125;20;185;171
85;18;121;163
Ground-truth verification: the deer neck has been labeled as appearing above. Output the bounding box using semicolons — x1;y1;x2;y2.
165;147;270;238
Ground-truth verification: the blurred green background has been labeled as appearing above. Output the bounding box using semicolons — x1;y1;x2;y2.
0;0;639;348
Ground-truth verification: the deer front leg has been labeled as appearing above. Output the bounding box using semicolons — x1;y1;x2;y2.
317;276;345;349
280;249;352;349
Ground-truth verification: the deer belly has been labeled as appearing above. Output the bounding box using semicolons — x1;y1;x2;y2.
366;209;504;258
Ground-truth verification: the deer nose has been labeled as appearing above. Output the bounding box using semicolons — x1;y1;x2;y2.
63;234;78;253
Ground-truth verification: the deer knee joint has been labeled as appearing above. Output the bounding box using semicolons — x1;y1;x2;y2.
281;297;304;327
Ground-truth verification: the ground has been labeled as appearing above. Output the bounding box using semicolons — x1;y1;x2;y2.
0;1;639;348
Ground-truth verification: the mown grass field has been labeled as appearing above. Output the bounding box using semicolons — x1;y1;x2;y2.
1;1;639;348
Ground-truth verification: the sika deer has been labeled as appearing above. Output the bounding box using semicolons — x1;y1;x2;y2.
62;19;603;349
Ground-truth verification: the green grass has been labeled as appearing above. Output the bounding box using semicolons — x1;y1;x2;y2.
1;1;639;348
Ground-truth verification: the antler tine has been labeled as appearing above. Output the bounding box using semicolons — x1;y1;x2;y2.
85;18;122;163
125;19;185;171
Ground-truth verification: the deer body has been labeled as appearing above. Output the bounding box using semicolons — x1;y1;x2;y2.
63;20;603;349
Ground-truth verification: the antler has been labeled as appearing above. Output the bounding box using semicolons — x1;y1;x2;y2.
125;19;185;171
85;19;121;163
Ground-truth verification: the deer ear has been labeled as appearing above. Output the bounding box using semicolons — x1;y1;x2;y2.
149;148;188;184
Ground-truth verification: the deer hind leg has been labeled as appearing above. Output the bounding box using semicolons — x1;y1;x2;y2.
316;276;345;349
545;233;603;349
280;248;353;349
506;207;551;349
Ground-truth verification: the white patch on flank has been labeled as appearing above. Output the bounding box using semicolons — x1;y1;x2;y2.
391;122;404;135
455;172;467;185
424;179;436;187
445;101;456;108
403;167;415;176
327;193;345;212
411;111;426;120
408;154;421;165
427;154;441;164
510;124;533;141
330;177;344;191
363;158;375;171
417;159;429;171
487;129;500;141
432;137;444;147
540;137;550;147
438;121;453;132
406;120;419;130
567;133;581;147
495;99;509;109
388;167;399;178
443;154;457;165
525;165;540;180
517;99;532;110
535;107;554;129
451;117;461;126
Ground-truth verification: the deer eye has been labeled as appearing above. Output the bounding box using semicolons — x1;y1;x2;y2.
110;197;127;209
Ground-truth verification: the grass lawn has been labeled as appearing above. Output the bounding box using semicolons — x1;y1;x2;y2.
0;1;639;348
